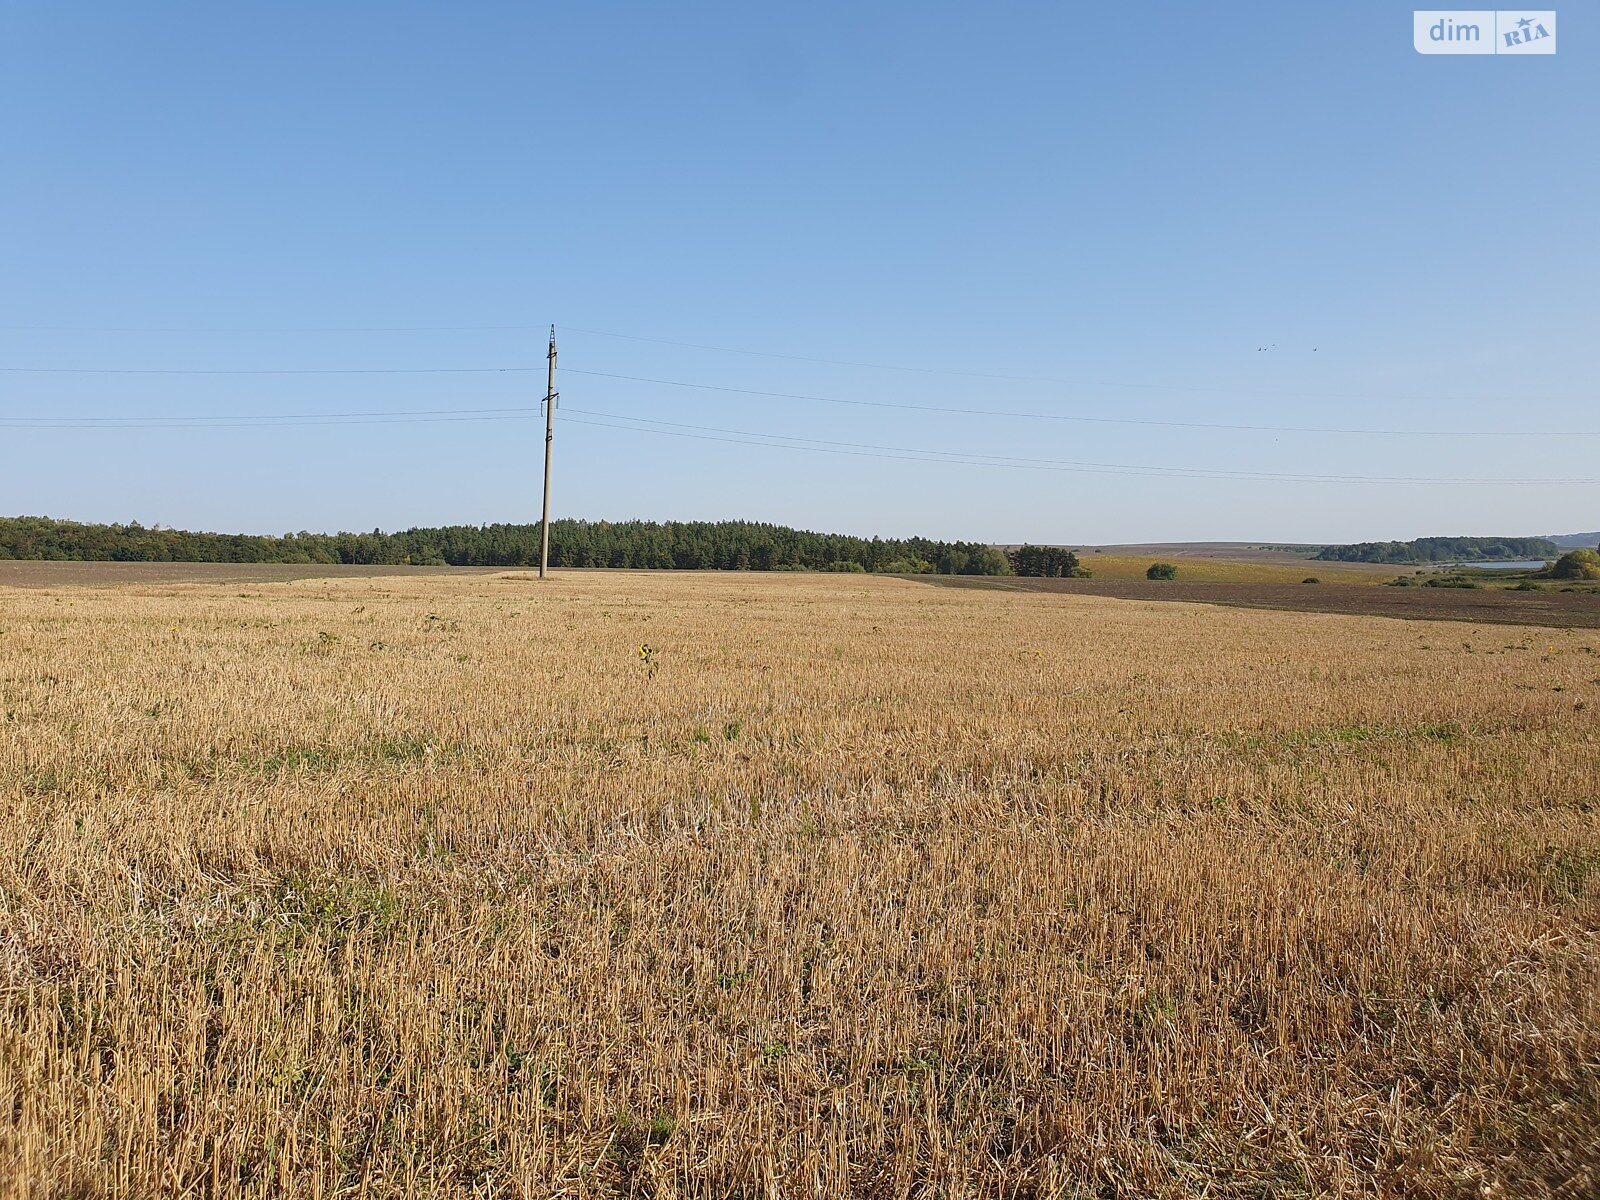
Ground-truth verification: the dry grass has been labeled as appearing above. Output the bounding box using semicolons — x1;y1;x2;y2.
1;571;1596;1198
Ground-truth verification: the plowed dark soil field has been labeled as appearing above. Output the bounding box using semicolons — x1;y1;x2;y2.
922;575;1600;628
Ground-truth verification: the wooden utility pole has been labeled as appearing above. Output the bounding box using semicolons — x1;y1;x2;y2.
539;325;557;579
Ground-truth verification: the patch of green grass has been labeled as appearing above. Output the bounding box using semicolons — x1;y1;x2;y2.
245;736;439;776
23;768;72;794
269;871;404;937
1134;990;1179;1029
1533;846;1600;900
1278;721;1462;750
900;1049;942;1074
608;1110;676;1178
370;735;434;763
255;746;344;773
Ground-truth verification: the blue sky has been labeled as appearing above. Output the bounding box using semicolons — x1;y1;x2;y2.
1;1;1593;544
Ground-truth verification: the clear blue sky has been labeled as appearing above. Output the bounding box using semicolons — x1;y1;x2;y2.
1;2;1594;544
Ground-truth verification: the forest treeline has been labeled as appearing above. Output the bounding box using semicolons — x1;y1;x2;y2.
0;516;1049;575
1316;536;1558;564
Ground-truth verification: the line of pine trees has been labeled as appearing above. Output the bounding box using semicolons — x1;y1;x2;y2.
0;516;1021;575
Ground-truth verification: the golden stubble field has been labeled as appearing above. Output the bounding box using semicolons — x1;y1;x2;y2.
1;570;1596;1198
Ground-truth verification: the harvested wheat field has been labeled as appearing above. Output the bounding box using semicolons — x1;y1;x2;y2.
2;570;1597;1198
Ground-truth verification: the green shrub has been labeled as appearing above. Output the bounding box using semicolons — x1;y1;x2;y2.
1548;549;1600;581
963;546;1014;576
1146;562;1177;581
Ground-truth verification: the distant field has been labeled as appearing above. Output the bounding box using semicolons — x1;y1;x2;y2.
1069;541;1330;565
1070;553;1390;584
926;575;1600;628
2;571;1595;1196
0;553;1394;591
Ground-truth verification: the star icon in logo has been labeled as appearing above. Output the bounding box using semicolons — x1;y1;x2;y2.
1517;16;1534;30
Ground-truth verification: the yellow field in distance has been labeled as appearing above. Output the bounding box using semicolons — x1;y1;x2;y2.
1073;553;1392;583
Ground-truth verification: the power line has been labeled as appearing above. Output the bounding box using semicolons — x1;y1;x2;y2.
0;411;540;429
0;323;541;333
3;321;1587;489
1;358;1590;436
0;404;538;424
0;365;541;376
558;414;1599;486
558;408;1600;485
560;325;1582;410
6;385;1593;483
0;315;1562;410
3;314;1589;418
560;367;1600;438
3;394;1595;484
564;324;1043;379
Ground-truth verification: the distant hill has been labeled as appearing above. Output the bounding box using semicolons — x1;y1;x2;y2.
1316;536;1558;564
1545;531;1600;550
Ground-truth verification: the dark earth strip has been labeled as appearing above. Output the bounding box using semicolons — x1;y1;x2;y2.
917;575;1600;629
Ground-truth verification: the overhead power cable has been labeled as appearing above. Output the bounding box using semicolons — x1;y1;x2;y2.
0;412;541;430
558;413;1598;486
2;316;1588;413
557;408;1600;485
0;404;538;425
1;359;1591;437
0;365;540;376
12;317;1477;407
560;326;1585;409
559;367;1600;438
4;400;1594;484
0;323;541;333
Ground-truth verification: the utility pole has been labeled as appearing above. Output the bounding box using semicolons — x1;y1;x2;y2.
539;325;557;579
